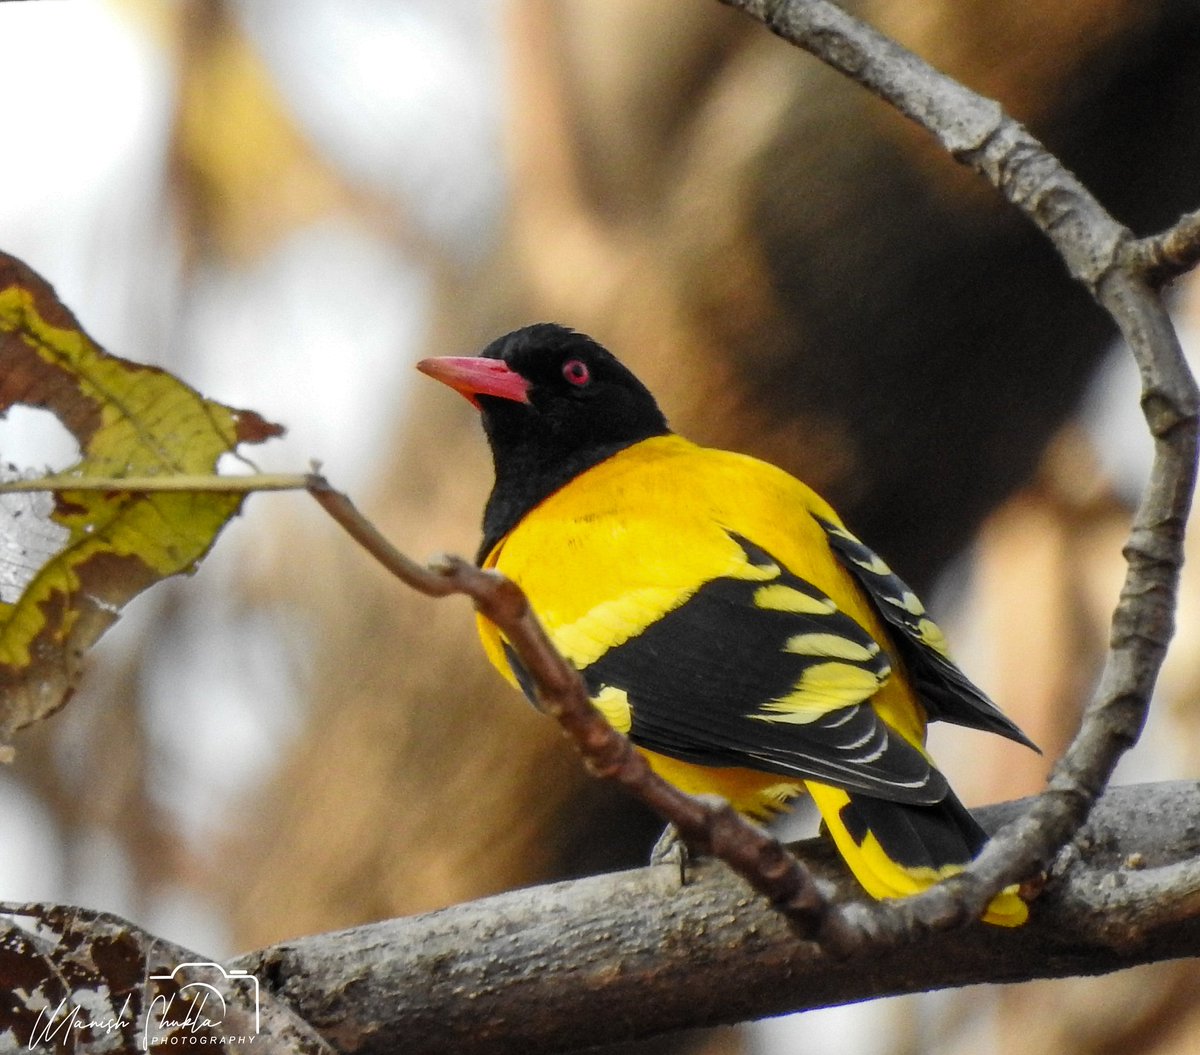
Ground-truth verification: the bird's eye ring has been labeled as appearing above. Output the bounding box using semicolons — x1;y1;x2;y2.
562;359;590;387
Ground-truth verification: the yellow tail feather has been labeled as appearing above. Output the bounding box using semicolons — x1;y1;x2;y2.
806;782;1028;927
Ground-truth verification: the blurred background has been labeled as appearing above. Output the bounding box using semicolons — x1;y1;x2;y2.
1;1;1199;1053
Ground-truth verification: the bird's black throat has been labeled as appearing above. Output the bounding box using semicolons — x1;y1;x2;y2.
477;428;658;564
467;323;671;562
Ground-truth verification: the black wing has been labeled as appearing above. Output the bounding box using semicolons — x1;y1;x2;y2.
509;534;948;805
817;516;1038;751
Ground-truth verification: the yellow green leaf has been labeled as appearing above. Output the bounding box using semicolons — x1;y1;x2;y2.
0;251;283;758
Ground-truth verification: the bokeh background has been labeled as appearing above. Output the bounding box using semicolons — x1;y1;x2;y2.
2;2;1200;1053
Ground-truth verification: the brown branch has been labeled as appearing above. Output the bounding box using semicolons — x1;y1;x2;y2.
305;473;1040;948
306;474;853;945
1129;206;1200;287
312;451;1099;948
719;0;1200;944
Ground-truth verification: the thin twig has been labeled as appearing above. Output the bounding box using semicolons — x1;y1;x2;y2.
0;464;846;941
0;472;311;494
305;475;461;597
306;473;848;943
1129;207;1200;287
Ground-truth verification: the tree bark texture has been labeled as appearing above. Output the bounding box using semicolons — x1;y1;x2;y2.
233;783;1200;1055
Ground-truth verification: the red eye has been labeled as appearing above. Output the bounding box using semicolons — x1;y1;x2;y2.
562;359;590;386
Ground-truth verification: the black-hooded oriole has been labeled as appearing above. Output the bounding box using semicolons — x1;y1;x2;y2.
418;323;1035;926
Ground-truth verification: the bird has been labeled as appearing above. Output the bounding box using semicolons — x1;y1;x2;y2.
417;322;1036;926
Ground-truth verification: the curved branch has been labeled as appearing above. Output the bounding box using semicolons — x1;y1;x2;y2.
5;785;1198;1055
719;0;1200;939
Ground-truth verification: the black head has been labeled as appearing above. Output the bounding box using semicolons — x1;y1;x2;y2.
417;323;670;558
475;323;667;450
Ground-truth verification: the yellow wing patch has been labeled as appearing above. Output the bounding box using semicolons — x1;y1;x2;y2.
853;551;893;576
591;684;632;733
754;583;836;616
916;617;951;657
785;632;881;663
548;536;781;667
757;662;884;724
727;556;782;582
553;586;684;667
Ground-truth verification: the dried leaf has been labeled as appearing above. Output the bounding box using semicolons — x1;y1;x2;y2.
0;251;283;757
0;904;280;1053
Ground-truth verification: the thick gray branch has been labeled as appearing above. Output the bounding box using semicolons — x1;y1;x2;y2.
236;783;1200;1055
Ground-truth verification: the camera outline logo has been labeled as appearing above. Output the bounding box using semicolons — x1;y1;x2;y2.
144;961;261;1047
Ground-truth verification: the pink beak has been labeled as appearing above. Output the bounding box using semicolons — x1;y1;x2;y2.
416;356;531;409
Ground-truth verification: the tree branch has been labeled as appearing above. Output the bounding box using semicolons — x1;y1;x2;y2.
231;782;1200;1055
5;784;1198;1054
0;473;311;494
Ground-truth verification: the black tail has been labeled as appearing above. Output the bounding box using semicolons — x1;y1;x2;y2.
840;788;986;873
807;780;1028;926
